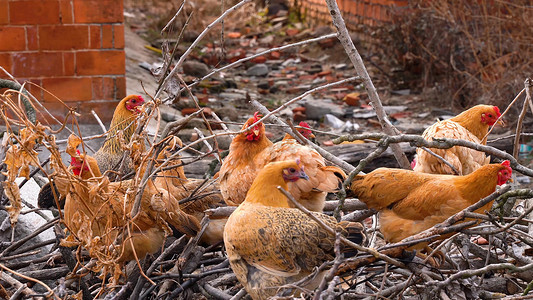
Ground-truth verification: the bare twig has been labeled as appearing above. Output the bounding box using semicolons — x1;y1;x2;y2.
324;0;410;169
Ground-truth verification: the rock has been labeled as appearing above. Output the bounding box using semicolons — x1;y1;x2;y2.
304;98;345;119
160;104;183;122
334;63;348;70
343;92;360;106
313;25;334;37
259;35;275;46
307;65;323;74
246;64;269;77
219;92;246;101
182;61;210;77
257;81;270;90
251;56;267;64
215;106;239;121
324;114;345;129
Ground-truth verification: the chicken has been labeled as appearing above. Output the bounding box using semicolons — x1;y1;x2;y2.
224;160;365;300
413;104;501;175
350;161;512;243
153;137;224;245
38;95;145;209
219;113;345;212
281;121;315;142
93;94;145;175
218;112;273;206
63;152;200;263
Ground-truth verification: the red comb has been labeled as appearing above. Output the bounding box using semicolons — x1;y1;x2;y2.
137;95;145;103
493;106;501;116
299;121;311;129
501;160;510;167
253;111;262;122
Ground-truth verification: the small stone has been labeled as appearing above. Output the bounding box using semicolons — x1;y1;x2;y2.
160;105;183;122
293;111;306;122
227;32;242;39
343;92;360;107
182;61;210;77
307;65;323;74
259;35;275;45
269;51;281;59
286;28;299;36
181;107;199;115
214;106;239;121
334;64;348;70
251;56;267;64
246;64;269;77
257;81;270;90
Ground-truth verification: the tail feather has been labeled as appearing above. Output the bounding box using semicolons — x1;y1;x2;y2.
38;178;69;209
315;165;347;192
337;221;366;258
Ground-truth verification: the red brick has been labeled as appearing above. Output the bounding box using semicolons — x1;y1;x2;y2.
115;76;126;99
10;0;60;25
26;26;39;50
0;53;12;73
39;25;89;50
76;50;125;75
63;52;75;75
59;0;73;23
0;1;8;25
12;52;63;77
91;76;114;100
89;25;101;49
102;24;113;49
0;27;26;51
42;77;93;101
73;0;123;23
113;24;124;49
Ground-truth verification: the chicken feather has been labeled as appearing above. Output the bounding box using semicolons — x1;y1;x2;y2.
219;114;345;212
351;161;512;243
224;160;364;300
413;104;500;175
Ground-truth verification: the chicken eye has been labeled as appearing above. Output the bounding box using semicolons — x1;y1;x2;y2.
488;114;492;117
288;168;296;173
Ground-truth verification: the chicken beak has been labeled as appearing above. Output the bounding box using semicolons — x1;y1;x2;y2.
253;129;260;136
508;178;514;183
497;118;505;126
309;133;316;140
299;170;309;181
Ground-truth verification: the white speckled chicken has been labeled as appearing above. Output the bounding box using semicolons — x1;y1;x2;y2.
413;104;501;175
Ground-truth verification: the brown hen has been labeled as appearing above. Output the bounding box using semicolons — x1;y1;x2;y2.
351;161;512;243
219;113;345;212
224;160;364;300
38;95;145;209
63;152;200;263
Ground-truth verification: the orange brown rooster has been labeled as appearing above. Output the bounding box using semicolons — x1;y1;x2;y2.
412;104;501;175
219;113;345;212
38;95;145;209
351;161;512;244
224;160;364;300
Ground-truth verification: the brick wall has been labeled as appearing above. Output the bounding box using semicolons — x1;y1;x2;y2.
298;0;408;29
0;0;126;123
